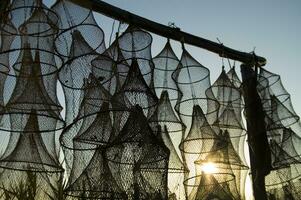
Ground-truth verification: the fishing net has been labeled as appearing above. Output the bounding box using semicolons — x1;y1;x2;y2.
0;0;64;166
106;106;169;200
0;110;62;172
258;68;299;128
184;172;240;200
209;68;249;198
64;148;127;199
0;111;63;199
60;73;112;184
53;0;106;124
1;0;301;199
257;68;301;199
227;66;242;89
91;40;130;96
146;41;188;199
0;1;65;199
113;58;158;119
116;26;153;86
153;41;180;105
179;104;221;197
172;48;219;130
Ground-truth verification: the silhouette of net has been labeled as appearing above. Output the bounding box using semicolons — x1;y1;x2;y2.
60;74;112;150
265;163;301;200
1;0;301;199
52;0;105;60
147;41;188;199
0;17;17;123
159;126;187;200
0;169;62;200
0;1;64;171
258;68;299;128
0;1;65;198
153;41;180;105
179;67;248;199
209;68;249;198
64;148;127;199
209;68;242;109
60;73;112;184
0;110;63;172
0;110;63;199
113;58;158;119
148;91;184;151
106;106;169;200
171;48;223;197
179;104;221;197
54;0;106;125
257;68;301;199
226;66;242;89
116;26;153;87
91;40;130;95
172;48;219;130
184;172;240;200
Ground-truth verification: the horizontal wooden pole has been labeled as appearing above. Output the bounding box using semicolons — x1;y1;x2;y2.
68;0;266;66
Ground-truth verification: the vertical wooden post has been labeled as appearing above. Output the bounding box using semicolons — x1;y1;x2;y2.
0;0;10;27
241;64;271;200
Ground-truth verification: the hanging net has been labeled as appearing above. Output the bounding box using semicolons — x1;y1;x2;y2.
64;148;127;199
1;0;301;200
106;106;169;199
257;68;301;199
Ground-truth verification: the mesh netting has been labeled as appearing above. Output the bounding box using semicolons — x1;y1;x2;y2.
179;104;221;196
91;40;130;95
116;26;153;86
0;110;63;172
113;58;158;118
0;1;65;199
153;41;180;105
64;148;127;199
210;68;249;198
1;1;301;199
0;169;63;200
258;68;299;128
172;48;219;130
106;106;169;199
184;172;240;200
54;0;106;125
226;66;242;89
257;68;301;199
60;73;112;185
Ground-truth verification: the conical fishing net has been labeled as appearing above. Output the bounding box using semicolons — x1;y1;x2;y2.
1;0;301;199
257;68;301;199
209;68;249;198
64;148;127;199
91;40;130;95
184;172;240;200
172;48;219;130
106;106;169;199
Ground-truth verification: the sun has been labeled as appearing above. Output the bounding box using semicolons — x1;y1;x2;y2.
200;162;218;174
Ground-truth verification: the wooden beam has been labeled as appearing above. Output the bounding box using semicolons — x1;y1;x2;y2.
68;0;267;66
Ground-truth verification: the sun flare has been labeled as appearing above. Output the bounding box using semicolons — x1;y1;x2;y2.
200;162;218;174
